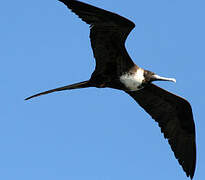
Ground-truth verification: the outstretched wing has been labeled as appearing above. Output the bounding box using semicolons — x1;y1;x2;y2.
59;0;135;76
126;84;196;179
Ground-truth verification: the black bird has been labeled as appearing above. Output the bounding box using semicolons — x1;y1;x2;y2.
26;0;196;179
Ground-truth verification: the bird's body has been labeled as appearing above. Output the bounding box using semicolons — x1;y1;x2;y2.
26;0;196;179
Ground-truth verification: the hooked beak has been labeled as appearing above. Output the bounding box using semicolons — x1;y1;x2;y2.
151;74;176;83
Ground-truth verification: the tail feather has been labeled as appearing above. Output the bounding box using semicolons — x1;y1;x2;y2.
25;80;90;100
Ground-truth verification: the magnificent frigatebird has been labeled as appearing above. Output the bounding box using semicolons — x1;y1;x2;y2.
25;0;196;179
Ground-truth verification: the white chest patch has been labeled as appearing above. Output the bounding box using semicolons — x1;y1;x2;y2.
120;68;145;91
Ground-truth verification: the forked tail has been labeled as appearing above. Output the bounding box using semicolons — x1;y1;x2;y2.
25;80;91;100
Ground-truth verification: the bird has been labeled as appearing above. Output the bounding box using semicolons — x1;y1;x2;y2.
25;0;196;179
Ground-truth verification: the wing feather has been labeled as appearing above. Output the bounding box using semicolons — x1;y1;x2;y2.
59;0;135;75
126;84;196;179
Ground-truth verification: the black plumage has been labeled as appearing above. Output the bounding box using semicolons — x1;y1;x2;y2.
26;0;196;178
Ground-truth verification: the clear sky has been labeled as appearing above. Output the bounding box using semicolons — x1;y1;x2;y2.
1;0;204;179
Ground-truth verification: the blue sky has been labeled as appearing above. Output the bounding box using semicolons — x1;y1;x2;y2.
1;0;205;179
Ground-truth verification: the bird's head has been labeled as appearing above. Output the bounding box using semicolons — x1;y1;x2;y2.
143;70;176;84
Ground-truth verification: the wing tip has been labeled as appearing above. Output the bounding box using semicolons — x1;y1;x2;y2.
58;0;135;29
